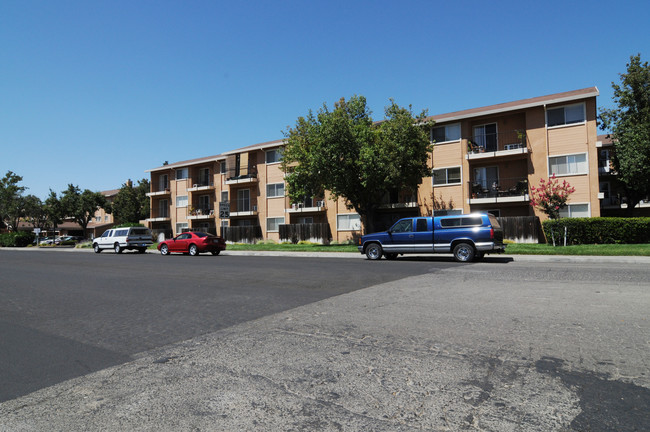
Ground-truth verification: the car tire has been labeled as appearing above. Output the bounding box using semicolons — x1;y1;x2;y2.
114;244;122;254
93;243;101;253
365;243;383;260
385;253;398;260
189;244;198;256
453;243;475;262
211;250;220;256
160;244;169;255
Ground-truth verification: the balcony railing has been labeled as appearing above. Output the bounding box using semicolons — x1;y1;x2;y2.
225;165;258;182
467;130;528;154
148;208;170;220
469;177;529;200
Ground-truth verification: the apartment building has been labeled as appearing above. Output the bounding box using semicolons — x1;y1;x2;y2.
86;188;119;238
146;87;602;241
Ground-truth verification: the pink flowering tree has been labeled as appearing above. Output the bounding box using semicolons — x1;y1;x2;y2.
529;175;576;219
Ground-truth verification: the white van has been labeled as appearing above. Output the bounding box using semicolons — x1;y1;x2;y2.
93;227;153;254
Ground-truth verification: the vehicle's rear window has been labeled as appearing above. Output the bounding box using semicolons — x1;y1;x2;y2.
488;214;501;229
194;232;208;238
440;216;483;228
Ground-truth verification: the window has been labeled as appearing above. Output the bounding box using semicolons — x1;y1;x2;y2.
473;166;499;189
559;204;589;218
176;195;188;207
298;217;313;224
473;123;497;152
159;200;169;218
432;123;461;143
159;174;168;191
175;222;188;234
266;149;283;164
198;195;210;211
337;214;361;231
440;216;483;228
198;168;210;185
549;153;588;176
266;217;285;232
547;103;585;127
266;183;285;198
95;216;101;222
176;168;188;180
237;189;250;211
104;215;109;222
416;219;429;232
221;191;228;202
433;167;461;186
220;161;227;174
391;219;413;233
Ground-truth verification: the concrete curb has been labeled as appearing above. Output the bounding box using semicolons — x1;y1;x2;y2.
2;246;650;264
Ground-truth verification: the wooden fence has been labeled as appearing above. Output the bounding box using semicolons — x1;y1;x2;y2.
496;216;544;243
279;223;331;244
220;226;263;243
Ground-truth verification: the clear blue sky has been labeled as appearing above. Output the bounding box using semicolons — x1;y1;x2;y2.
1;0;648;199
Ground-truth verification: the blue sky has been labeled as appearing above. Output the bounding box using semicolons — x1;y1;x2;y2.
1;0;648;199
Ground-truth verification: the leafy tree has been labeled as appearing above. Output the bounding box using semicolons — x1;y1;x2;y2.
599;54;650;215
112;179;150;224
529;175;576;219
60;184;107;237
282;96;432;233
0;171;26;231
23;195;49;230
45;190;64;232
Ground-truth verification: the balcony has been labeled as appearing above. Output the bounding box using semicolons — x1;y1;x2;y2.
466;130;529;160
146;209;171;222
229;199;258;217
188;207;214;220
146;188;171;197
468;177;529;204
188;181;215;192
286;198;327;213
224;166;258;185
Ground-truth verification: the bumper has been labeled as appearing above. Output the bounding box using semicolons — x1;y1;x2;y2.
475;242;506;253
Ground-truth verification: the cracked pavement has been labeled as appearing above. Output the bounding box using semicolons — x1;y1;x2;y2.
1;260;649;431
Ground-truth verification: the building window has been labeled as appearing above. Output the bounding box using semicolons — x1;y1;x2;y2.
159;200;169;218
220;161;227;174
159;174;168;191
337;214;361;231
559;203;589;218
473;123;498;152
266;217;285;232
431;123;461;143
176;222;188;234
176;195;188;208
549;153;588;176
432;167;461;186
198;195;210;212
266;183;285;198
105;215;109;222
198;168;210;185
266;149;283;164
176;168;188;180
547;103;585;127
298;217;313;224
221;190;228;202
95;216;101;222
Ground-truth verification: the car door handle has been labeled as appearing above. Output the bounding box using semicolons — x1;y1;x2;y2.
409;234;414;238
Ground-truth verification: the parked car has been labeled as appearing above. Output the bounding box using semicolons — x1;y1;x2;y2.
56;236;84;245
358;213;505;262
157;231;226;256
93;227;153;253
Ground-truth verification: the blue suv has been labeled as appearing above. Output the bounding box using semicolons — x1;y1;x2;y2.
358;213;505;262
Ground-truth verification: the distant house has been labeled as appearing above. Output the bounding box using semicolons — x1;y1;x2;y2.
86;188;119;239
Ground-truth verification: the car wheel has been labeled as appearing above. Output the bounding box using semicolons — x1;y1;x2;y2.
160;244;169;255
453;243;475;262
385;253;398;260
211;250;220;256
114;244;122;254
365;243;383;260
93;243;101;253
189;244;198;256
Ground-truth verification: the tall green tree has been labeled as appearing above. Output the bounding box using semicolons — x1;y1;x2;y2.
0;171;27;231
282;96;433;233
45;190;64;232
599;54;650;214
111;179;150;224
60;184;107;237
23;195;49;230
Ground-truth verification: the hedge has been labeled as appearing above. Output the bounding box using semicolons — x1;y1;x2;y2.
542;217;650;245
0;231;35;247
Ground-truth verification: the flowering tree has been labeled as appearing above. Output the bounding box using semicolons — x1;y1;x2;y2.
529;175;576;219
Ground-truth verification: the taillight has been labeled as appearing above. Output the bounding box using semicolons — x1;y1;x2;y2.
490;228;494;239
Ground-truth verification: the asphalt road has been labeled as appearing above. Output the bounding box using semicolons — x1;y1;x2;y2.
0;249;446;402
1;249;649;431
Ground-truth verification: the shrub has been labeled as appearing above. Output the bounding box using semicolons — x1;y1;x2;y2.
114;223;145;228
0;231;35;247
543;217;650;245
